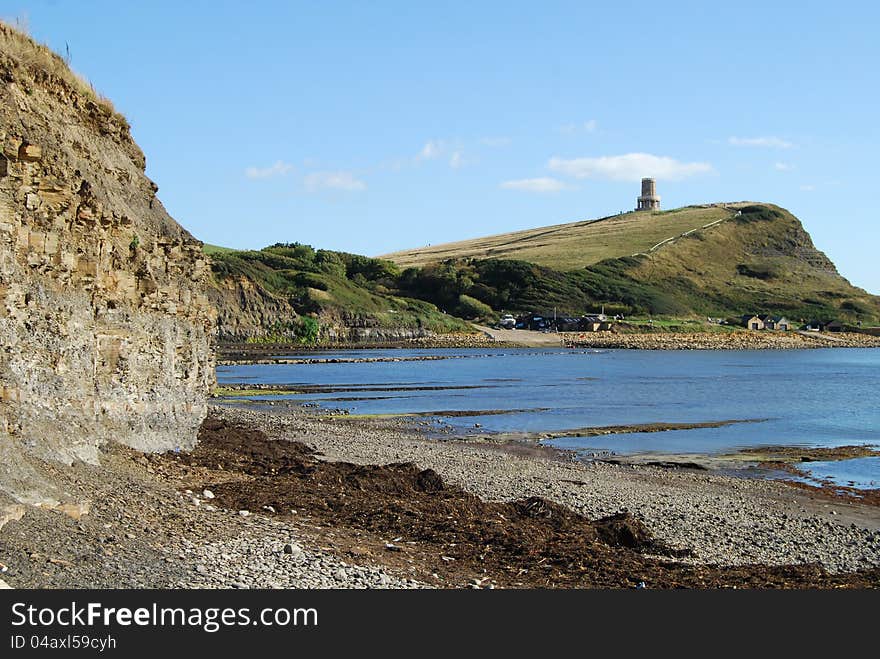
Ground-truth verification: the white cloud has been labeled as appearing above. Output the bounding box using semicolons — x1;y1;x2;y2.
560;119;598;135
548;153;713;182
500;177;570;193
245;160;294;179
303;171;367;192
728;136;793;149
479;136;512;147
418;140;444;160
774;162;793;171
800;184;815;192
415;139;468;168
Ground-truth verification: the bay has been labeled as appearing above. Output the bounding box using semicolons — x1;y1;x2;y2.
217;347;880;486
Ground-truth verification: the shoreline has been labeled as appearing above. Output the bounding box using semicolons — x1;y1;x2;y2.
2;403;879;588
216;330;880;362
222;400;878;500
563;330;880;350
205;405;880;582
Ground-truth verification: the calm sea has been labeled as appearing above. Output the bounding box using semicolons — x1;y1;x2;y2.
217;347;880;488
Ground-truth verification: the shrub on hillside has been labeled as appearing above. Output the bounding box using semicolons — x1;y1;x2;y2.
295;316;320;343
736;205;784;224
840;300;869;315
294;272;329;290
457;294;494;320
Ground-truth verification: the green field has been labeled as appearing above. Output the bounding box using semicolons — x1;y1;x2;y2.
202;243;240;256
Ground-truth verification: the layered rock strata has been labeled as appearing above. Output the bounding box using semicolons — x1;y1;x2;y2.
0;24;214;500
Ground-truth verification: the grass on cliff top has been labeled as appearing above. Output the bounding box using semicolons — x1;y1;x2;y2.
382;204;738;271
392;204;880;323
0;20;118;116
203;243;240;256
208;243;473;334
625;205;880;323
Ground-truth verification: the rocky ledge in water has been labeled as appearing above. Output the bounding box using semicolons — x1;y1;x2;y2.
586;445;880;500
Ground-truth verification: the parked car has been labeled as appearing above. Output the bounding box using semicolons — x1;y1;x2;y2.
499;314;516;329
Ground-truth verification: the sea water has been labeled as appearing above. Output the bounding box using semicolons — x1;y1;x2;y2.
217;347;880;485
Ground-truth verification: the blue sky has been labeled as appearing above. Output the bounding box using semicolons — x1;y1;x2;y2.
4;1;879;292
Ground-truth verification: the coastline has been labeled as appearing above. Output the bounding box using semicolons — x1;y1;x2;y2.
185;405;880;584
3;403;877;589
216;330;880;363
562;330;880;350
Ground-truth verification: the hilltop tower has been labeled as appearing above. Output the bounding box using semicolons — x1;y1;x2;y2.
636;177;660;211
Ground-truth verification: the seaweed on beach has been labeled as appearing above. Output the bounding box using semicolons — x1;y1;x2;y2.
152;416;880;589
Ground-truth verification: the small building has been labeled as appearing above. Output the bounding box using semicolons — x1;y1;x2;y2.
554;316;582;332
516;313;550;331
803;319;844;332
742;314;764;330
580;314;613;332
762;315;791;331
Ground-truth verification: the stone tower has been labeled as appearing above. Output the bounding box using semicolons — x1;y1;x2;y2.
636;177;660;211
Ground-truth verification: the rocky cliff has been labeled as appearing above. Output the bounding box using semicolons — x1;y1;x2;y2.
0;24;214;502
207;276;438;344
207;275;299;343
205;243;473;345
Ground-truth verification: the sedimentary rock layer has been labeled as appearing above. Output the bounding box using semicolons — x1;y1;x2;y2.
0;24;214;500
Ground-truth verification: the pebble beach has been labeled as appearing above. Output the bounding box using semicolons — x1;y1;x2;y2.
4;402;877;589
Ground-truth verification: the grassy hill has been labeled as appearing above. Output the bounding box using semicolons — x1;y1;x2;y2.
386;203;880;324
383;204;735;270
206;243;471;343
205;203;880;342
620;204;880;321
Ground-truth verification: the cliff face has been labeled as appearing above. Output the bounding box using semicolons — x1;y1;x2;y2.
0;25;214;500
206;276;301;343
207;277;434;344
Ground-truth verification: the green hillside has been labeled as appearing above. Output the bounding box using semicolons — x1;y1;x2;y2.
387;203;880;324
206;243;472;343
383;204;735;270
623;204;880;321
206;204;880;342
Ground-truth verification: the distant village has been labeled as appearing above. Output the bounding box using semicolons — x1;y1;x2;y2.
498;312;613;332
497;311;854;333
740;315;850;332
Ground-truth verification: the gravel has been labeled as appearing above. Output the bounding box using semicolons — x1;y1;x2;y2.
1;401;878;589
175;512;422;589
0;430;426;589
210;404;880;575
